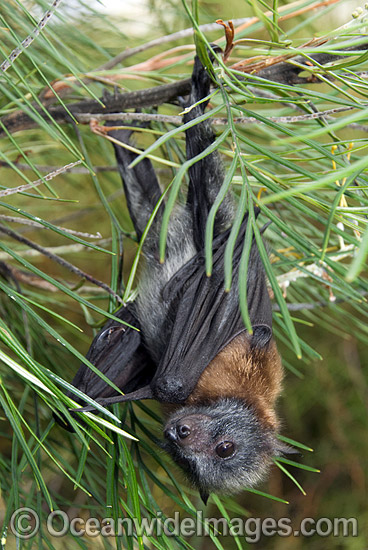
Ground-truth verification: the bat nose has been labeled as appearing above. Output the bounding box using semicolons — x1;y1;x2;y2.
164;426;178;441
177;424;191;439
164;422;191;442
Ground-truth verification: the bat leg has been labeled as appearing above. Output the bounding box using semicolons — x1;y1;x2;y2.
183;54;236;249
106;121;164;240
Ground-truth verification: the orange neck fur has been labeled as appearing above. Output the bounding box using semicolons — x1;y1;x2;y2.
185;333;283;430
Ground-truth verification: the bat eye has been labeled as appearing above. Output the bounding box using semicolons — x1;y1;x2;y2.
215;441;236;458
177;424;191;439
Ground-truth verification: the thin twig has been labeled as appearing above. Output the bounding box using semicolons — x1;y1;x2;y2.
274;245;358;304
0;161;116;174
76;112;182;124
0;160;82;197
0;240;111;260
0;0;63;72
0;224;122;303
346;123;368;132
0;261;58;292
232;0;341;34
276;245;355;288
75;105;356;125
0;261;121;295
89;19;249;73
0;216;101;239
273;291;367;311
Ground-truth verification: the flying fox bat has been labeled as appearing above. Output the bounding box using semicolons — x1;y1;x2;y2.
57;53;286;504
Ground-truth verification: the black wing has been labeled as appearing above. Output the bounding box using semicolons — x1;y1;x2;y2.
55;305;156;424
151;211;272;403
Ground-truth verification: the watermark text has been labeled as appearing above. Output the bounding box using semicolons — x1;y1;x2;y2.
9;508;358;543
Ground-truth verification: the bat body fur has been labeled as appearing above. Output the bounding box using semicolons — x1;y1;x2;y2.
58;52;287;503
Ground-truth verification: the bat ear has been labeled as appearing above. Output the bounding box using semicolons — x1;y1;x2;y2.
199;488;210;505
250;325;272;349
275;441;302;457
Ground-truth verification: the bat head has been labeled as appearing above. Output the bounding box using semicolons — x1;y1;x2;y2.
162;397;287;504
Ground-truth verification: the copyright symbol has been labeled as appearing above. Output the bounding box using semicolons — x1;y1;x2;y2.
10;507;39;539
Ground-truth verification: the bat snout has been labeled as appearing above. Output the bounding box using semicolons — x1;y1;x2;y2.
177;423;191;439
164;422;191;442
164;414;210;450
164;425;178;442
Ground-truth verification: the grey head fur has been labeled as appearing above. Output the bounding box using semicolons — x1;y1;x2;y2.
162;397;284;503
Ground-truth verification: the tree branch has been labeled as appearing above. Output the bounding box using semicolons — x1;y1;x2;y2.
1;42;367;137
